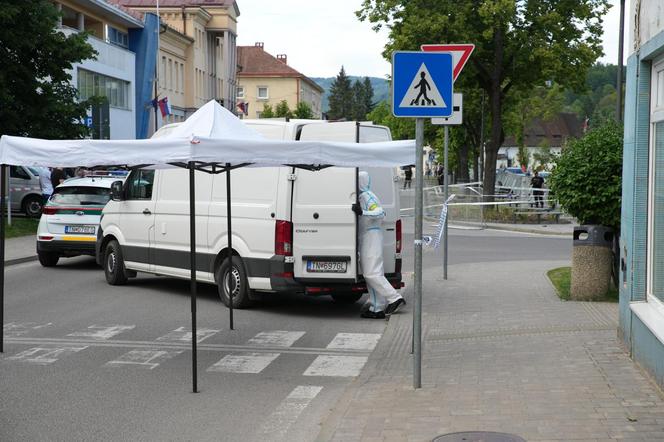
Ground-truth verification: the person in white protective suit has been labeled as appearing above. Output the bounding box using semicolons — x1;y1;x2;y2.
352;171;406;319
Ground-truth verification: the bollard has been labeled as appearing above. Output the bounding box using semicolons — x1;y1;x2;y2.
570;225;614;300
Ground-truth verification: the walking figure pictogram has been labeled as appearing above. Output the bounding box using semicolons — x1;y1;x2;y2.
410;72;436;106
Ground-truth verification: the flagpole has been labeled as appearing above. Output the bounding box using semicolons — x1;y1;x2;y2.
154;0;160;133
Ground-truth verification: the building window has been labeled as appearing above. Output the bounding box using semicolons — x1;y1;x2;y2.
168;59;173;91
77;69;130;110
257;86;269;100
648;56;664;305
108;26;128;48
237;86;244;98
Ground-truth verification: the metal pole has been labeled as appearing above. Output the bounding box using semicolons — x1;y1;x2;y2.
616;0;625;123
226;163;234;330
0;165;5;353
413;118;424;389
188;162;198;393
479;91;485;183
444;126;449;280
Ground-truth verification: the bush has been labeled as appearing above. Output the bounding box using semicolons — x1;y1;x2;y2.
548;122;622;228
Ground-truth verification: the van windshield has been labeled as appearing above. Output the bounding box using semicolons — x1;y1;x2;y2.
49;186;110;206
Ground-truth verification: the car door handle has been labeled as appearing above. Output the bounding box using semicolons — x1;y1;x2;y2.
143;209;151;215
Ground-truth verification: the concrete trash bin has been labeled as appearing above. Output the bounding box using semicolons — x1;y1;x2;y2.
570;225;614;301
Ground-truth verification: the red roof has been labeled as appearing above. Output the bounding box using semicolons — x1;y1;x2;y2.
502;113;584;148
114;0;234;6
237;46;323;92
104;0;145;21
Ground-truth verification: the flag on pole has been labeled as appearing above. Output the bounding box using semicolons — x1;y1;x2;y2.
158;97;172;117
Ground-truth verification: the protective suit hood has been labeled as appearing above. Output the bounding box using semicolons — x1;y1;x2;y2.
359;171;371;192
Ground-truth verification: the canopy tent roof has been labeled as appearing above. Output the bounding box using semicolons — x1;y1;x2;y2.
0;101;414;168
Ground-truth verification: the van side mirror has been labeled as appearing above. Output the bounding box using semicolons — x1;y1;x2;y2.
110;180;124;201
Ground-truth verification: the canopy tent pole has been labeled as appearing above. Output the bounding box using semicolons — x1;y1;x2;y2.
226;163;234;330
189;161;198;393
0;165;5;353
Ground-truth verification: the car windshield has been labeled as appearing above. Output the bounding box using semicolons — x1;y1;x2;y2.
49;186;110;206
27;167;41;176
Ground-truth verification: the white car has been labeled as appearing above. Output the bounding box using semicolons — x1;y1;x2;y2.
37;173;128;267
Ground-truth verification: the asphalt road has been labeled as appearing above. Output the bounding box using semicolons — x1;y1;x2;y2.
0;218;571;441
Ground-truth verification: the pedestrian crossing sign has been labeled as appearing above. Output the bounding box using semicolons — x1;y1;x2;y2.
392;51;453;118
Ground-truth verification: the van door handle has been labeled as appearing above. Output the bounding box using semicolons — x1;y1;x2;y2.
143;209;151;215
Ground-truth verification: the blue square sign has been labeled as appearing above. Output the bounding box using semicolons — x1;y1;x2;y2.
392;51;453;118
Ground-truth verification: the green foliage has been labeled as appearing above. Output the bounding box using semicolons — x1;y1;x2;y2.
548;122;622;228
328;66;353;119
294;101;314;119
563;63;620;126
357;0;609;198
362;77;375;115
351;80;366;120
274;100;292;118
0;0;97;138
260;103;274;118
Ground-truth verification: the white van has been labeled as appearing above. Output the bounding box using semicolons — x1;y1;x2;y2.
96;120;403;308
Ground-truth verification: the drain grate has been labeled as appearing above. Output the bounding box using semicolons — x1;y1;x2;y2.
433;432;526;442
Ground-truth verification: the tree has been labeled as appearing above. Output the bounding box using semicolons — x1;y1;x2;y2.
358;0;608;200
351;80;367;120
260;103;274;118
294;101;314;119
0;0;97;139
328;66;353;120
274;100;292;118
362;77;375;115
548;122;622;229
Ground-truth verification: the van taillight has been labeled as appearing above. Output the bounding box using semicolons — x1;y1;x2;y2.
42;206;57;215
396;219;402;253
275;220;292;256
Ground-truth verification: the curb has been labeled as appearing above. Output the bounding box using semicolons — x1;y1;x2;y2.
5;256;37;267
446;220;573;236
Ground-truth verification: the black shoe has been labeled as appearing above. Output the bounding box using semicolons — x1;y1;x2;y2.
385;298;406;315
360;310;386;319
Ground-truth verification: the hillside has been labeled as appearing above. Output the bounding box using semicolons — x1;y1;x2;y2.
311;76;389;112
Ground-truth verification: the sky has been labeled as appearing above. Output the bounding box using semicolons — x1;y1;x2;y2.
236;0;630;79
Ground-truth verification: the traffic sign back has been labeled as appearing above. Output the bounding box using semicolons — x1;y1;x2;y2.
392;51;453;118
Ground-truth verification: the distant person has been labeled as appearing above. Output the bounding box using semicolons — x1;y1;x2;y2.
50;167;66;188
403;166;412;189
352;171;405;319
436;164;445;186
531;171;545;208
38;167;53;205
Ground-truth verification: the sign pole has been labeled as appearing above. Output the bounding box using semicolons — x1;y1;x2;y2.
443;126;449;280
414;118;424;389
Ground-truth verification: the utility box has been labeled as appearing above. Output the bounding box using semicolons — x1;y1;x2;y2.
571;225;614;300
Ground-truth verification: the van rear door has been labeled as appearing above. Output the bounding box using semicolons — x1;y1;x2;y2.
291;167;357;281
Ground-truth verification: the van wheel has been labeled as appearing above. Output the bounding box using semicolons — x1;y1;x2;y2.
23;195;43;218
216;255;251;309
331;293;363;304
104;240;128;285
38;251;59;267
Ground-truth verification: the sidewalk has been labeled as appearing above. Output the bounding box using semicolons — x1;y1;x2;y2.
5;235;36;264
318;258;664;441
449;221;574;236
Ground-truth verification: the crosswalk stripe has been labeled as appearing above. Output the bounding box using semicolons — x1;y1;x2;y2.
156;327;219;343
258;385;323;440
248;331;306;347
326;332;381;351
68;325;135;340
207;353;280;374
105;349;183;370
303;355;369;377
5;346;88;365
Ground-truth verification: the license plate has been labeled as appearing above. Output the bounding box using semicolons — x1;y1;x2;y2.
306;260;347;273
65;225;95;234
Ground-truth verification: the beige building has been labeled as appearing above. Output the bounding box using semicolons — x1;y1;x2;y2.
237;43;323;119
117;0;240;130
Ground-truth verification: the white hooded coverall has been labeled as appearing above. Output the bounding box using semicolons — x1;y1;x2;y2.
358;171;403;312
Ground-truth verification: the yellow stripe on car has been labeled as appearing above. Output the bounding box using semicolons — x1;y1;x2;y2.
62;236;96;242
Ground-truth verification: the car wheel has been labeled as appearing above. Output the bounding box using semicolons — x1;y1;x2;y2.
104;240;128;285
37;250;59;267
216;255;251;309
23;195;43;218
331;293;363;304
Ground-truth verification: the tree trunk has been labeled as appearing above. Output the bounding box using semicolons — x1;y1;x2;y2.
457;143;470;183
472;153;479;182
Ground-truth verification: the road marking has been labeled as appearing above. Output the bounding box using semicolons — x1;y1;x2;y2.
5;346;87;365
248;331;306;347
5;337;371;356
68;325;135;340
106;349;183;370
207;353;280;374
258;385;323;440
3;322;53;337
326;333;381;351
303;355;368;377
156;327;219;343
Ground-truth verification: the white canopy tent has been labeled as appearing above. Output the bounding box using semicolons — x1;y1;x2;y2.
0;101;415;392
